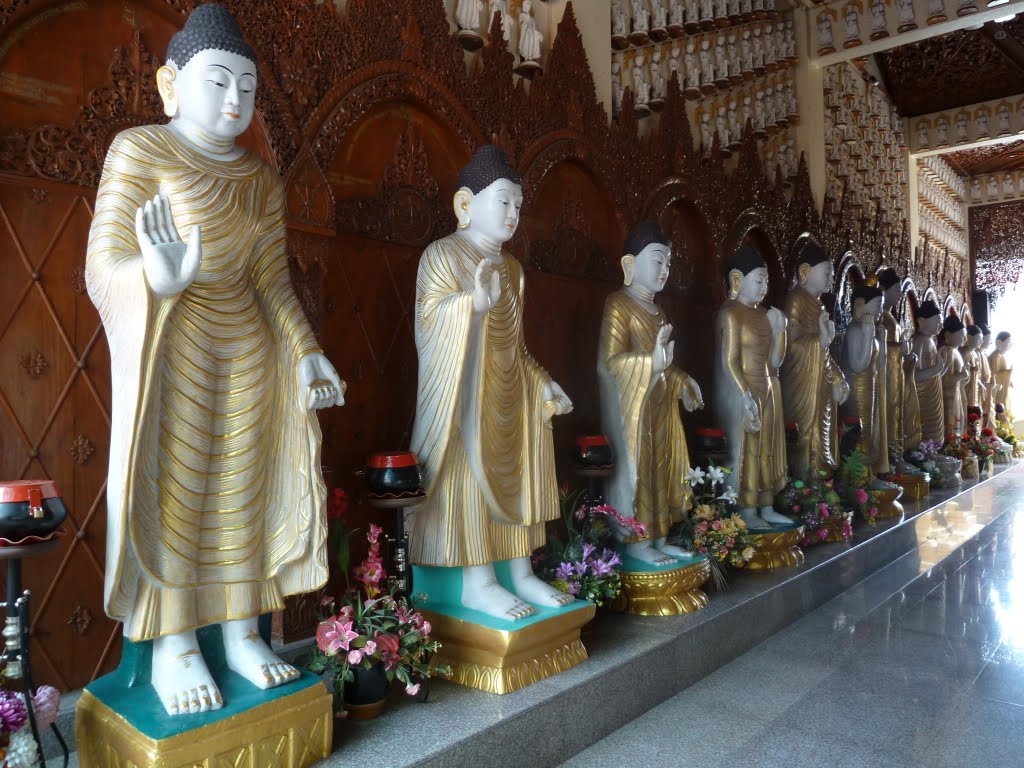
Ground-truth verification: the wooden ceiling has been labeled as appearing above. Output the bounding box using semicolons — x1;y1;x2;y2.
945;139;1024;176
877;17;1024;118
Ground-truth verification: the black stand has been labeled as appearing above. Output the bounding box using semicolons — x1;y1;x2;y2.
0;539;68;768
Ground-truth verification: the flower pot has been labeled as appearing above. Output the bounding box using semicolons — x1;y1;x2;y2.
0;480;68;542
692;427;727;453
343;662;389;720
961;455;979;479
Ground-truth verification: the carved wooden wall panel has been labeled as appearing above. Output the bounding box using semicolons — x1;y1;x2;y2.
0;0;972;688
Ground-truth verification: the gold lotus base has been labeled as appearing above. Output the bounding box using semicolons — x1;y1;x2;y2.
899;474;930;501
1013;446;1024;459
75;682;332;768
815;513;853;544
610;557;712;616
872;485;904;520
747;527;805;571
420;603;595;695
994;452;1011;465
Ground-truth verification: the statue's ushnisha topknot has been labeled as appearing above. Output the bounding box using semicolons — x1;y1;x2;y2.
457;145;522;194
917;299;941;319
727;243;766;277
796;243;830;269
623;221;668;257
166;3;256;69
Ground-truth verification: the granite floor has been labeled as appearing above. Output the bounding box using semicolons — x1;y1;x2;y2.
558;476;1024;768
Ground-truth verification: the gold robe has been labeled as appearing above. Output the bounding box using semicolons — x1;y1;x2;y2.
990;350;1013;418
843;332;889;474
780;288;840;478
598;291;694;540
915;334;945;443
903;352;922;450
941;346;966;434
408;234;556;567
880;312;904;452
86;126;327;641
715;301;787;508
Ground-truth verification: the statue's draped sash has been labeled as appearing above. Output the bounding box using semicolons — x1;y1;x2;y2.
915;334;946;443
408;234;556;567
86;126;326;641
598;291;692;540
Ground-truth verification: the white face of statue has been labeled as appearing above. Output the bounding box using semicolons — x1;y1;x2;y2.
882;282;900;310
1000;336;1013;352
737;266;768;305
631;242;672;294
166;48;257;140
969;333;983;350
465;178;523;245
803;260;833;296
855;296;882;324
918;315;940;335
982;333;992;351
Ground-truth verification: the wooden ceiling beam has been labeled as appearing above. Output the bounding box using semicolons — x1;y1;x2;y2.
979;20;1024;74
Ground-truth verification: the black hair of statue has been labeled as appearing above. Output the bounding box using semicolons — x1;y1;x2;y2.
852;283;883;303
918;299;941;319
727;243;766;277
876;268;900;290
456;144;522;194
943;314;965;334
997;331;1012;342
967;325;982;336
796;243;830;269
623;221;669;257
166;3;257;69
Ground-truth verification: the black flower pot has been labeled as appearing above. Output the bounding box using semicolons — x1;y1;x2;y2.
343;662;389;720
575;436;614;468
692;428;728;453
366;452;423;496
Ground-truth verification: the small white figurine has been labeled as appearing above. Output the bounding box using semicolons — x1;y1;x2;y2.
976;109;990;137
490;0;513;42
916;121;930;148
970;178;982;202
517;0;543;63
897;0;916;29
870;0;887;36
817;11;835;52
684;38;701;97
844;4;861;44
955;112;968;143
998;103;1012;134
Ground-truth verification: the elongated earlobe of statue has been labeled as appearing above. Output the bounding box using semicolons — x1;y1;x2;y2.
728;269;742;300
621;255;635;286
157;66;178;118
454;189;472;230
798;264;809;286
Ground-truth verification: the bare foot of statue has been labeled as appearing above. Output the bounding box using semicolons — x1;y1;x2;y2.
740;507;770;530
509;556;575;607
653;538;695;561
222;617;300;690
759;506;795;526
625;540;678;565
462;563;536;620
152;630;223;716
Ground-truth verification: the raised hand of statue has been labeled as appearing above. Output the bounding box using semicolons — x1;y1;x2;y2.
654;323;674;374
135;192;201;296
818;309;835;349
299;352;346;410
901;335;912;357
472;259;501;313
741;389;761;432
543;380;573;415
680;376;704;411
767;306;788;334
903;351;918;371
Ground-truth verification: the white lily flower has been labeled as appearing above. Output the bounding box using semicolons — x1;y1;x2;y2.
707;465;725;485
685;466;706;487
717;487;738;503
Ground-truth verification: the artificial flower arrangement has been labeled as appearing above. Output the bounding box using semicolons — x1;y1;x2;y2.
307;523;450;712
0;685;60;768
836;451;879;526
534;489;642;607
903;439;944;479
775;472;852;547
677;465;756;571
941;429;973;462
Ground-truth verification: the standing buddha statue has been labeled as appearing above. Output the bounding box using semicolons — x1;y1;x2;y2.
408;144;575;622
990;331;1014;419
913;299;949;443
598;221;705;565
978;324;996;427
841;282;889;475
86;4;346;716
714;244;791;530
878;268;921;453
940;313;969;435
964;325;984;411
780;244;849;479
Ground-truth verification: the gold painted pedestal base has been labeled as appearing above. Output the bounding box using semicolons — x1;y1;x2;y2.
995;451;1011;465
420;603;595;695
75;681;332;768
814;513;853;544
610;557;712;616
898;473;930;501
748;527;805;572
872;485;904;520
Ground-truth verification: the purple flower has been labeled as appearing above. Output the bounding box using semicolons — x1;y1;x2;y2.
555;562;575;581
566;581;582;596
0;690;27;734
603;549;622;568
575;560;590;578
581;543;596;560
590;559;614;577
